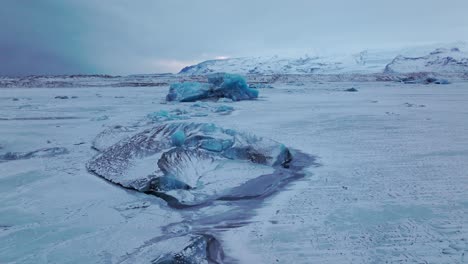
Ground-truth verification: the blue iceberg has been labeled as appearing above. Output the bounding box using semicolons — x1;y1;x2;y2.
171;130;186;147
166;73;258;102
166;82;212;102
210;73;259;101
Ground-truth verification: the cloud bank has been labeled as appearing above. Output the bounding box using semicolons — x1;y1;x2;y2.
1;0;467;75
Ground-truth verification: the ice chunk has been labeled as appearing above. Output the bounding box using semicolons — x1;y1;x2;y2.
171;130;186;147
147;109;190;122
90;115;109;121
210;73;259;101
120;234;224;264
191;102;210;108
153;235;223;264
398;73;451;85
87;122;292;206
213;105;234;114
435;79;450;84
92;125;140;151
200;138;233;152
166;73;258;102
217;97;233;103
249;83;274;89
166;82;211;102
190;112;209;117
344;88;358;92
191;102;235;115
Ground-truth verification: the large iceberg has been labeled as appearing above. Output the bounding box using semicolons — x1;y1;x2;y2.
208;72;259;101
166;82;212;102
166;73;258;102
87;122;291;206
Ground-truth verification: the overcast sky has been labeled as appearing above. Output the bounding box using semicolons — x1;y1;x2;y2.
1;0;467;75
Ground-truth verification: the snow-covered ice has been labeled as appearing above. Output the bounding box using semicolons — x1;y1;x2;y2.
86;122;294;206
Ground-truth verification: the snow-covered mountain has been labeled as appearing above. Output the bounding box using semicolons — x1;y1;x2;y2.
179;44;468;75
384;47;468;74
179;53;393;75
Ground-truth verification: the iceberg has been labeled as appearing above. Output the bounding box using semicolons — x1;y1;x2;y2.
166;82;212;102
166;73;258;102
171;130;186;147
87;122;292;206
210;73;259;101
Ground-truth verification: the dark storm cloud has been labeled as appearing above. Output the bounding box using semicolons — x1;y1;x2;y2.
1;0;467;75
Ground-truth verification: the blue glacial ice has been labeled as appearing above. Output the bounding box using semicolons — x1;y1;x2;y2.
146;105;233;124
147;109;190;122
210;73;259;101
166;73;258;102
166;82;212;102
87;122;292;206
171;130;186;147
213;105;234;114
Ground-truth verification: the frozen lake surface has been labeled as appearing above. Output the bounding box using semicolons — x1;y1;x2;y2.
1;80;467;263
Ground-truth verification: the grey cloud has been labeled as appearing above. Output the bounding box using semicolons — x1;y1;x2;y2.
1;0;467;75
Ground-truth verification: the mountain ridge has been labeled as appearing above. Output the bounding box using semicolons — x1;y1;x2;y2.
179;43;468;76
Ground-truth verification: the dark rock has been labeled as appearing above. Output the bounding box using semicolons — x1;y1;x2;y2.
344;88;358;92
